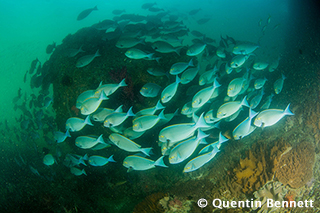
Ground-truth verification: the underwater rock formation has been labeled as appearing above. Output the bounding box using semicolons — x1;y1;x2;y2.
252;181;288;213
233;139;291;193
133;192;165;213
275;141;315;189
158;195;192;213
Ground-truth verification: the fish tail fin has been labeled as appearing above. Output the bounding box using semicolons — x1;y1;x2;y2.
241;96;249;108
218;132;229;144
141;147;153;156
108;155;116;163
100;91;109;100
158;109;166;120
179;39;184;45
197;129;209;140
188;58;194;67
127;106;135;117
282;73;286;79
119;78;128;87
115;105;123;112
79;157;87;166
175;75;181;84
79;45;85;53
174;46;182;56
95;49;101;57
97;134;105;144
211;146;221;155
213;77;221;88
82;169;87;176
195;113;210;129
249;108;258;119
66;129;71;138
284;103;294;115
93;5;98;10
155;100;165;110
83;154;89;161
85;115;94;126
154;156;168;168
147;53;155;60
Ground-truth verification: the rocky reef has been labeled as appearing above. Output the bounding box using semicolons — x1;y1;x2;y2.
275;141;315;189
233;138;291;194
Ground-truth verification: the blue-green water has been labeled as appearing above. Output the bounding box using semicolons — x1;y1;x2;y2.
1;0;319;212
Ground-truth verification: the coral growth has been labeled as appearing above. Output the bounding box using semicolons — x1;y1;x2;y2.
132;192;165;213
159;195;192;213
275;141;315;188
233;139;291;193
252;181;288;213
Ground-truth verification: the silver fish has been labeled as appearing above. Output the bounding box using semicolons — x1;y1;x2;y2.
76;49;101;68
140;83;161;98
169;58;194;75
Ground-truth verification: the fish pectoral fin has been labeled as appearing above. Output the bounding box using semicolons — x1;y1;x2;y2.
127;167;133;173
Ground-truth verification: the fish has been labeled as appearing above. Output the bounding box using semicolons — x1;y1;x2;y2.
189;8;201;15
151;41;181;55
233;43;259;55
253;61;269;70
76;90;96;109
123;127;145;140
44;97;53;108
104;106;135;128
43;154;55;166
199;66;217;86
217;96;249;119
227;76;246;97
132;110;166;132
169;59;194;75
77;6;98;21
147;67;169;77
66;115;93;132
274;74;286;94
198;132;228;154
29;58;39;74
250;89;265;109
54;129;71;143
268;57;280;72
91;107;121;122
260;94;274;110
216;47;226;58
141;2;157;9
80;91;108;115
161;76;181;103
181;64;200;85
46;42;56;54
183;146;220;173
109;133;152;155
95;78;127;97
197;18;211;25
64;154;88;167
112;9;125;15
63;46;85;57
75;134;106;149
232;109;258;140
186;42;207;56
116;37;145;49
88;155;116;166
192;78;220;108
230;55;249;68
159;113;210;145
123;155;167;172
135;100;165;116
254;103;294;128
70;167;87;176
140;83;162;98
169;130;209;164
254;77;268;89
125;48;154;60
76;49;101;68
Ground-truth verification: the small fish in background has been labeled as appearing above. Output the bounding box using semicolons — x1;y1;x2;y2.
141;2;157;10
63;45;85;58
43;154;55;166
29;58;39;74
77;6;98;21
189;8;202;16
46;42;56;54
66;116;93;132
70;167;87;176
76;49;101;68
54;129;71;143
274;73;286;94
88;155;116;166
123;155;167;172
140;83;162;98
112;9;125;15
125;48;154;60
